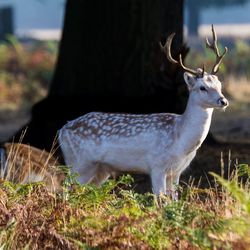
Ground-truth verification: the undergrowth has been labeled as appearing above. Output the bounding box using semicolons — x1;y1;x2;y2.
1;163;250;249
0;35;57;110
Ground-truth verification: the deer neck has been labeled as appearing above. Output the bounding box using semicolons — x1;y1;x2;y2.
178;95;213;153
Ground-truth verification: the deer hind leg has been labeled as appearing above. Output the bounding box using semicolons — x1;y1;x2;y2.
59;128;94;183
77;163;99;184
91;169;110;186
90;162;117;186
58;128;80;168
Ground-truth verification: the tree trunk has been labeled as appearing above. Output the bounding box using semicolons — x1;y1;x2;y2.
14;0;185;151
0;7;14;40
50;0;184;98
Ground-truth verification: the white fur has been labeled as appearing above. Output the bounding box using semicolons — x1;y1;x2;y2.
59;72;228;196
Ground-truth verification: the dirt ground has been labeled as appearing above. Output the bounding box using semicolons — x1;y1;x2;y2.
183;142;250;187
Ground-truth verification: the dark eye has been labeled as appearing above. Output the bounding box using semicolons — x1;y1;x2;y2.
200;86;207;91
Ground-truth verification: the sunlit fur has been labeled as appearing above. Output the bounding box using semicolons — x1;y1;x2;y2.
59;71;228;197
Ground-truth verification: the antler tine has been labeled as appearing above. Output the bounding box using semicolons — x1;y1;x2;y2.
202;64;205;75
205;24;228;74
201;64;205;77
178;54;201;76
159;33;178;65
159;33;198;76
212;46;228;74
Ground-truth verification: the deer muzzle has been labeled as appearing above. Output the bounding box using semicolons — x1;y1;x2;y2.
217;97;229;107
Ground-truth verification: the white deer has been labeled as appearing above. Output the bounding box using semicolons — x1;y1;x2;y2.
58;25;228;196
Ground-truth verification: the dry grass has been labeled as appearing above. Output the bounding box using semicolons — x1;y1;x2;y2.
0;142;64;192
0;36;250;249
0;174;250;249
226;75;250;103
0;144;250;249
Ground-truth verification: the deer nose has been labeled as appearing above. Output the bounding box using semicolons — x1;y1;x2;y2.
218;97;228;107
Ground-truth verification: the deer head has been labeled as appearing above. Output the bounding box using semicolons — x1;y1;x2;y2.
159;25;228;109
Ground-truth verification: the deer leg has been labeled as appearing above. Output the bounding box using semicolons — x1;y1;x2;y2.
77;164;98;184
166;171;181;200
91;166;111;186
151;171;166;195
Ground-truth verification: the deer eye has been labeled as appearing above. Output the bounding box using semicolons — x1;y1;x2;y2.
200;86;207;91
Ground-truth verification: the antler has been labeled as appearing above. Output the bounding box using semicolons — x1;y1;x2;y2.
205;24;228;74
159;33;204;78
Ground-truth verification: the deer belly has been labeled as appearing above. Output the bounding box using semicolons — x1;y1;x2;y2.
95;143;152;173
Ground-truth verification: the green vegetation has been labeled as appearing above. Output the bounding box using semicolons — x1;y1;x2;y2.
1;165;250;249
0;36;250;110
187;39;250;79
0;36;57;110
0;36;249;249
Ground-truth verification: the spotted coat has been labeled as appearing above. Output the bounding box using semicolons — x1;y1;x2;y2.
59;72;228;196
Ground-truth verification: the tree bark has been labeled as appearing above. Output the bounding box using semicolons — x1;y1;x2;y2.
14;0;186;151
50;0;184;98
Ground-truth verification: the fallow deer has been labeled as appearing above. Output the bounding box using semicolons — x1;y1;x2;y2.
58;25;228;196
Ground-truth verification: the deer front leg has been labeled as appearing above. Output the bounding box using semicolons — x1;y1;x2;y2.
166;169;182;200
150;171;166;195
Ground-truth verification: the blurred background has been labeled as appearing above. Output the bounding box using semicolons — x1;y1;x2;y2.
0;0;65;142
0;0;249;176
185;0;250;145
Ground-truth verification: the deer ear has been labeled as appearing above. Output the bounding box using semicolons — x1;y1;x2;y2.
183;72;195;90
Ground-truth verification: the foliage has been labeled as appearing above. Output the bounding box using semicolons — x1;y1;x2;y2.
186;39;250;80
0;36;250;111
1;165;250;249
0;36;57;110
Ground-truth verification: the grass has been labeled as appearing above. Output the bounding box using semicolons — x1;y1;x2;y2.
0;36;250;249
1;161;250;249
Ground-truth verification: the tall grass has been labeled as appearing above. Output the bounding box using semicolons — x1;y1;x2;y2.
1;158;250;249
